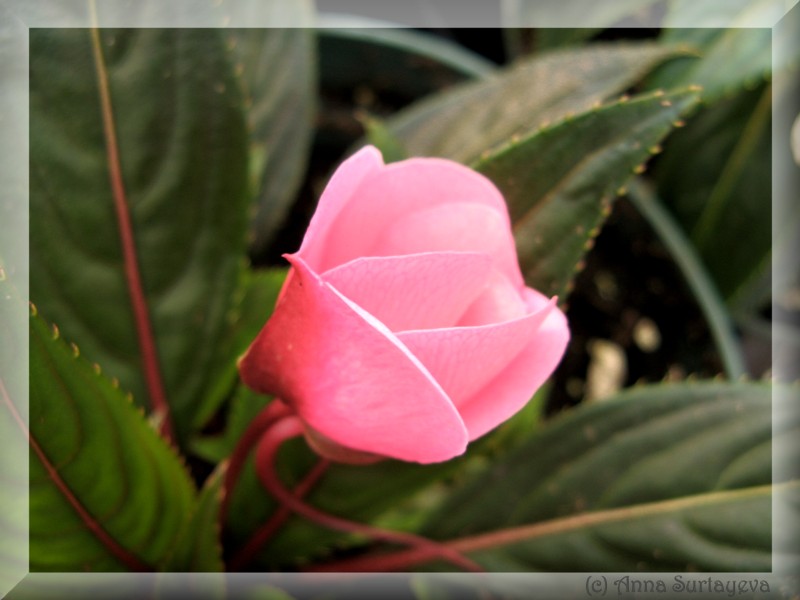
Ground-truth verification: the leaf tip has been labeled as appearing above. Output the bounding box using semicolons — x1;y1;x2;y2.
51;323;60;340
29;301;38;317
70;342;80;358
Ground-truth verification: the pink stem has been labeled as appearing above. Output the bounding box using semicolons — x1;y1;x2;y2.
229;457;330;571
89;27;173;442
254;416;484;573
220;399;291;527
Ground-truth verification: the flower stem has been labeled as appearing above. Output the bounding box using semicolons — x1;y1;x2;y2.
229;457;330;571
254;415;484;573
220;399;291;528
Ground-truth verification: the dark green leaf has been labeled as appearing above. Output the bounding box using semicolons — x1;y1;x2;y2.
417;382;783;571
197;267;288;430
225;24;316;255
387;42;692;164
28;311;197;571
648;0;800;100
222;375;549;570
423;382;777;539
191;387;271;465
164;466;225;571
650;0;799;102
29;29;249;445
653;84;772;301
458;483;777;572
475;87;700;299
225;434;467;570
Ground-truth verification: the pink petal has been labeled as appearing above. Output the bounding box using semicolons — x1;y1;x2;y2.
458;293;570;440
457;269;527;326
238;254;469;463
310;157;513;274
397;297;557;410
370;202;524;288
297;146;384;271
322;251;493;332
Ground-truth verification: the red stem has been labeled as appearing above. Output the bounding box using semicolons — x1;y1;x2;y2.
220;399;291;527
254;416;484;573
229;457;330;571
1;377;151;572
89;27;173;442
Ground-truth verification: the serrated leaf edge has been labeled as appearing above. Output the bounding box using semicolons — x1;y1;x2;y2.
28;307;201;569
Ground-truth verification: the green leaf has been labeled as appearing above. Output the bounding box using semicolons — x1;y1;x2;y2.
163;466;225;571
387;42;692;164
451;483;778;572
652;84;772;301
222;369;547;570
29;29;249;445
224;434;468;570
197;267;288;430
418;381;782;570
652;0;800;100
224;23;316;255
191;386;271;465
27;311;197;571
474;87;701;299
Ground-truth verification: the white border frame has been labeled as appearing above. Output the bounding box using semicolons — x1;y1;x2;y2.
2;1;797;597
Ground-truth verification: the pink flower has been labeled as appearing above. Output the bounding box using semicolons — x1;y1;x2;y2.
239;146;569;464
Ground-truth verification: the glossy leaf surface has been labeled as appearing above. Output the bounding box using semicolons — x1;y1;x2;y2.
29;29;249;444
417;382;780;571
388;43;691;164
28;312;197;571
476;88;700;299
